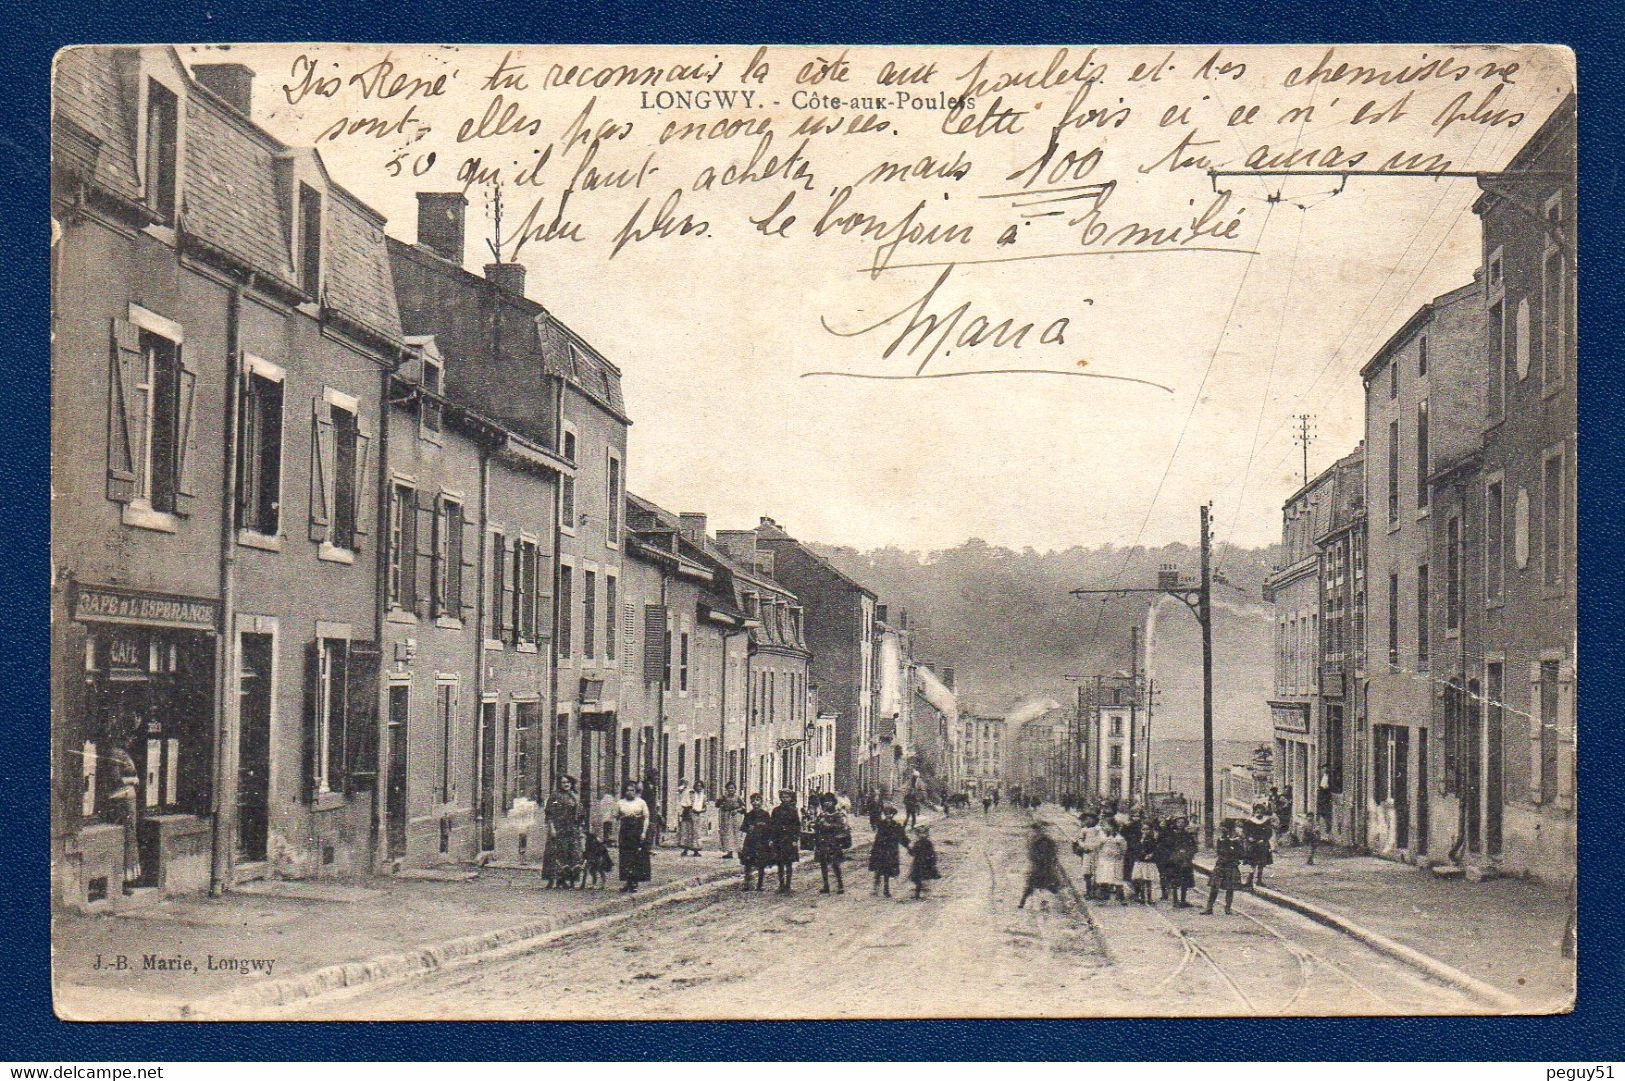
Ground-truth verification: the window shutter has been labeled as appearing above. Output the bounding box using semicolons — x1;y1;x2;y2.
1528;661;1544;804
430;497;449;618
493;536;511;642
643;604;667;684
352;420;374;538
172;349;200;516
308;398;333;542
413;492;435;619
397;487;417;609
303;640;322;802
107;318;144;503
345;641;382;790
459;506;476;620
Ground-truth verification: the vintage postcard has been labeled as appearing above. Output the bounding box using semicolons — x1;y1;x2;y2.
49;43;1575;1020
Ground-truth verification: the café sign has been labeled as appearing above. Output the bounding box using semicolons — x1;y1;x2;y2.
73;583;219;631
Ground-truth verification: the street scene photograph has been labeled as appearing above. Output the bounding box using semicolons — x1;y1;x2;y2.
47;42;1576;1020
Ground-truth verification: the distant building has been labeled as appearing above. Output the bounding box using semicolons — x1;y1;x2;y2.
1314;445;1367;847
962;714;1006;796
910;664;960;795
1085;674;1147;803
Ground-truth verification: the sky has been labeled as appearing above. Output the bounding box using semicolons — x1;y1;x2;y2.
191;43;1574;554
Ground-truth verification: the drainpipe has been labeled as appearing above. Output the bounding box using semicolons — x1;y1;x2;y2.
656;571;669;820
547;370;564;796
473;438;491;852
719;626;748;790
209;280;245;896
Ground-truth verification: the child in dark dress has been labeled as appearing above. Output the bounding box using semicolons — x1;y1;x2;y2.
1203;822;1246;915
908;827;941;899
739;794;773;892
869;805;909;898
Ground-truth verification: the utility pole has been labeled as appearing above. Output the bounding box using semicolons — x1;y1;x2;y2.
1128;625;1139;806
1144;676;1157;805
1293;413;1317;488
1072;503;1217;846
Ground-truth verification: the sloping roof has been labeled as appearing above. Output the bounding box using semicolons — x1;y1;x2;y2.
538;314;629;422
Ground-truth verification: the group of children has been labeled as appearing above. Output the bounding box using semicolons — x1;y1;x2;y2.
1073;812;1201;909
736;792;941;899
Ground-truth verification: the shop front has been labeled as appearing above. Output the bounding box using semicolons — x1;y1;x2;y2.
57;582;218;908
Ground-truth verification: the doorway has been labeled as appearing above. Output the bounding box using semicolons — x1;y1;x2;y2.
1391;726;1411;850
1415;730;1429;855
236;633;273;863
478;699;498;853
386;683;409;859
1484;667;1503;857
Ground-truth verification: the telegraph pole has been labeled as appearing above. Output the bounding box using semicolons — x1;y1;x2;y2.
1128;625;1139;805
1293;413;1317;488
1072;503;1217;846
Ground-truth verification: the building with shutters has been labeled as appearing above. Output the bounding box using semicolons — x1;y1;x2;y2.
377;336;568;869
51;48;407;903
1454;95;1575;884
388;193;630;817
751;518;876;797
1360;278;1483;864
1314;445;1367;848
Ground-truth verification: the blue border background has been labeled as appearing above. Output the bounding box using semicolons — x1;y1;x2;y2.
4;0;1620;1061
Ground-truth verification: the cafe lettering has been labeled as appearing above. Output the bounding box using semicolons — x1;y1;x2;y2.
73;585;219;631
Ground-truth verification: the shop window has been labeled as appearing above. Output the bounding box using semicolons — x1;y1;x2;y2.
237;362;284;537
107;310;197;522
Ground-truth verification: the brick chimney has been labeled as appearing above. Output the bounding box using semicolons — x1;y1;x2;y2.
193;63;254;116
755;516;790;540
416;192;467;265
484;262;527;296
678;512;708;544
715;530;758;566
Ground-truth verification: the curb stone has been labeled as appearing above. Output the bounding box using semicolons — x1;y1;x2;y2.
1191;860;1525;1012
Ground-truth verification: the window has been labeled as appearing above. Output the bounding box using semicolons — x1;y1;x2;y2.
582;570;597;660
298;183;323;298
313;637;350;796
143;80;178;225
557;564;573;659
1388;361;1398;399
559;428;577;533
312;391;370;555
1418;336;1428;376
1109;745;1122;768
1445;517;1461;633
1485;477;1505;605
1543;194;1567;394
420;354;443;437
679;630;690;692
1515;298;1531;381
1416;563;1429;671
107;312;196;521
606;451;622;545
237;362;284;536
387;483;417;609
432;496;465;619
517;539;539;643
1488;298;1505;422
1388;573;1399;669
1387;420;1400;525
1110;715;1122;737
1542;447;1566;590
1415;400;1429;510
604;575;617;661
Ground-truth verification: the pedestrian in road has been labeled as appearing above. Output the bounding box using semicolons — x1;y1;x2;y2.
981;792;993;817
1131;823;1161;905
1075;812;1103;899
903;788;921;829
812;793;852;894
1120;813;1142;886
1154;816;1181;901
1244;803;1274;887
740;794;773;892
614;781;654;894
1304;813;1321;866
869;804;909;898
641;768;664;845
716;783;743;860
769;789;802;894
542;775;584;889
908;826;941;899
1095;820;1129;904
1019;820;1063;910
677;780;708;856
105;727;142;894
1203;821;1246;914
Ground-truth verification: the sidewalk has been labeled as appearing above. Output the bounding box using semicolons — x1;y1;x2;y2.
1239;845;1574;1011
52;825;857;1020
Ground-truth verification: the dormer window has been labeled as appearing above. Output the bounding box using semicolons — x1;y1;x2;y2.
144;80;179;225
420;352;443;437
298;182;323;298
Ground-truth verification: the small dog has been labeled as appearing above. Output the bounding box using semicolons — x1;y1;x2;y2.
579;829;613;889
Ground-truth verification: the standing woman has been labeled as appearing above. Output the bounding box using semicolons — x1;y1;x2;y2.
715;782;743;860
1095;820;1129;904
869;804;909;898
614;781;654;893
542;775;583;889
739;793;773;892
677;780;708;856
105;718;143;894
1075;813;1104;900
812;792;852;894
769;789;802;894
1244;803;1274;887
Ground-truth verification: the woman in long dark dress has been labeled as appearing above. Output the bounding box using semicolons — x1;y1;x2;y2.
868;805;908;898
614;781;653;893
739;794;773;891
542;776;583;888
907;826;941;899
769;789;802;894
1244;804;1275;887
812;793;852;894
